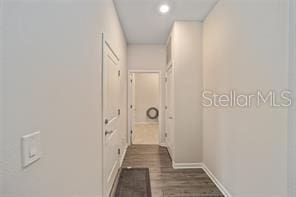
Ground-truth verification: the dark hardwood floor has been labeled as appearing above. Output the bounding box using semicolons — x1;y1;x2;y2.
121;145;224;197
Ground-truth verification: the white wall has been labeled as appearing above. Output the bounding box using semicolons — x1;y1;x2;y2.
203;0;288;196
0;0;4;194
135;73;160;123
1;0;127;197
173;22;203;164
288;0;296;196
128;45;166;143
128;45;166;71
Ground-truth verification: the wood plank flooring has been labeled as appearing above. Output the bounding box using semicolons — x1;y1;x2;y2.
121;145;224;197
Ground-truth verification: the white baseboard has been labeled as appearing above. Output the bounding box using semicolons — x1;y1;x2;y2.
135;121;159;125
109;144;128;197
159;142;167;147
170;161;231;197
119;143;128;166
118;144;231;197
201;163;232;197
172;161;203;169
166;142;174;160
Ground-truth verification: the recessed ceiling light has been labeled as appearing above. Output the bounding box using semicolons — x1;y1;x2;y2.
159;4;170;14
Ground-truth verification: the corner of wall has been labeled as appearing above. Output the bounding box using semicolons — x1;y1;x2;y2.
288;0;296;196
201;163;232;197
0;0;4;194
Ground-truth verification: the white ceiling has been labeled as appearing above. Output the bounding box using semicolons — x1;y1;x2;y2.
114;0;219;44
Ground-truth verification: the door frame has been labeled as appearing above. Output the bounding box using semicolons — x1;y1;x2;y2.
101;33;121;197
127;70;163;145
164;63;175;159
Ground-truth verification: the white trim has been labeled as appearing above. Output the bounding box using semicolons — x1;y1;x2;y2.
135;121;159;125
166;140;174;160
166;145;173;159
100;33;105;197
169;161;232;197
164;65;175;162
159;142;167;147
127;72;135;145
129;69;162;73
119;143;128;166
202;163;232;197
127;70;163;145
172;162;203;169
101;33;122;197
109;144;128;197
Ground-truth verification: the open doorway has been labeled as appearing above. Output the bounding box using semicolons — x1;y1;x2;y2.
128;71;161;145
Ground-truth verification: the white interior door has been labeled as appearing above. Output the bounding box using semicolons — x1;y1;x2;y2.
102;37;121;197
165;66;174;157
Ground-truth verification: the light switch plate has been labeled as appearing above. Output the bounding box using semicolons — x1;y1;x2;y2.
21;131;41;168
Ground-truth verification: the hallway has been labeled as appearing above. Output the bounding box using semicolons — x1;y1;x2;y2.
133;124;159;144
0;0;295;196
121;145;223;197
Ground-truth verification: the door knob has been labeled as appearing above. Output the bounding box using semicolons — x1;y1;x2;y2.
105;130;114;135
169;116;173;119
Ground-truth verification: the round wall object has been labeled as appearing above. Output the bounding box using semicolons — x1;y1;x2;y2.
146;107;159;119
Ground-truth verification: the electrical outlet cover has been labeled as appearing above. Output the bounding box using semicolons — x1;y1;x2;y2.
21;131;41;168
